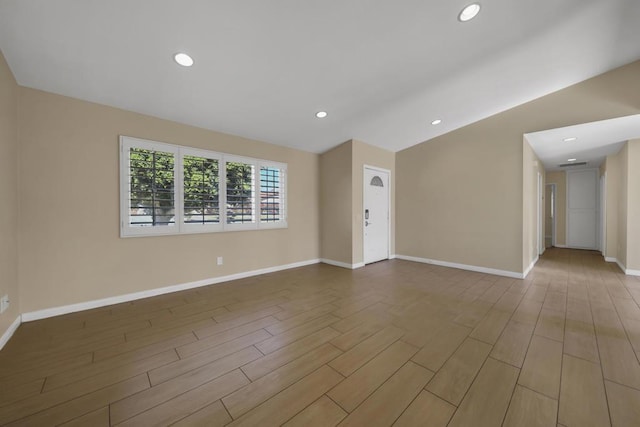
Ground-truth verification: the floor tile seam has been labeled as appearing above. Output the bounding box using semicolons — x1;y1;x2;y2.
1;372;151;426
112;365;250;425
264;311;341;338
332;359;430;422
602;291;640;369
429;349;494;413
151;343;264;387
586;286;615;427
330;343;420;413
227;363;345;423
46;344;187;392
242;337;342;382
179;327;274;360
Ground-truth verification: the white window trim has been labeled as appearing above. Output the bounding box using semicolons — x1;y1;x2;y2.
120;136;288;237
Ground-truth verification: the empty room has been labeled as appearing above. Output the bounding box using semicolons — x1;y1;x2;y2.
1;1;640;426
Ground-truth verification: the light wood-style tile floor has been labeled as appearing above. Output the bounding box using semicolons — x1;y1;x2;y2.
2;248;640;426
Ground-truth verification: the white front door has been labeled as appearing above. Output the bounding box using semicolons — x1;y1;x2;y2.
364;167;389;264
567;169;598;249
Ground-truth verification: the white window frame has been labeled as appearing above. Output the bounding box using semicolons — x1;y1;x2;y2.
120;136;288;237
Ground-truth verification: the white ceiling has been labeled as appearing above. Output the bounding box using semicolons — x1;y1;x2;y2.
1;1;640;154
525;114;640;171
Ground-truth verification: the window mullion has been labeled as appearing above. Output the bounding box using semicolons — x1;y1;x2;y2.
176;149;184;232
220;159;227;229
253;161;258;227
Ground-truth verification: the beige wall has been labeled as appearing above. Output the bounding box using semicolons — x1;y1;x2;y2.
397;124;523;273
523;139;544;271
320;139;396;266
320;141;353;264
626;139;640;271
545;171;567;247
17;88;320;313
397;59;640;275
601;141;640;272
0;51;20;337
351;140;395;265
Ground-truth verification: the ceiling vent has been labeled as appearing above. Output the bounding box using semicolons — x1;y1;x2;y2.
558;161;588;167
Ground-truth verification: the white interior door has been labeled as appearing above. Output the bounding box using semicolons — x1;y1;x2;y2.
567;169;598;249
364;167;389;264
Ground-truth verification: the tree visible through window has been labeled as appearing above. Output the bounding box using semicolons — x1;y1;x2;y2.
183;155;219;224
226;161;255;224
128;147;175;226
120;136;287;236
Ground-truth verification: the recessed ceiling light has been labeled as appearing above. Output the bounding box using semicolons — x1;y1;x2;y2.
174;53;194;67
568;158;577;162
431;119;442;125
315;111;328;119
563;137;577;142
458;3;481;22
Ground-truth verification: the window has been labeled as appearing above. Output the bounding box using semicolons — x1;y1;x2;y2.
225;158;256;228
120;136;287;237
182;148;222;233
260;166;285;224
370;176;384;187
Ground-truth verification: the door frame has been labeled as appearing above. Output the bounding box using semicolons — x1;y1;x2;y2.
363;165;391;264
546;183;557;247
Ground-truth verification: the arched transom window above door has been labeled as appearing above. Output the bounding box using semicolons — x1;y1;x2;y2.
370;176;384;187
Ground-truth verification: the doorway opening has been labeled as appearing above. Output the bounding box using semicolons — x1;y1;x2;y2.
545;183;556;248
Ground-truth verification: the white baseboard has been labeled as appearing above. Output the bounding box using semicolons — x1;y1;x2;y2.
615;259;640;276
22;258;321;322
603;257;640;276
523;256;539;278
320;259;364;270
0;315;21;351
395;254;525;279
554;244;568;248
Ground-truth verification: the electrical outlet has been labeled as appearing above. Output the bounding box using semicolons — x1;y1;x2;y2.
217;256;223;266
0;295;9;314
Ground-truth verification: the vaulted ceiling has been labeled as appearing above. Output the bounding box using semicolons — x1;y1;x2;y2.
1;0;640;153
